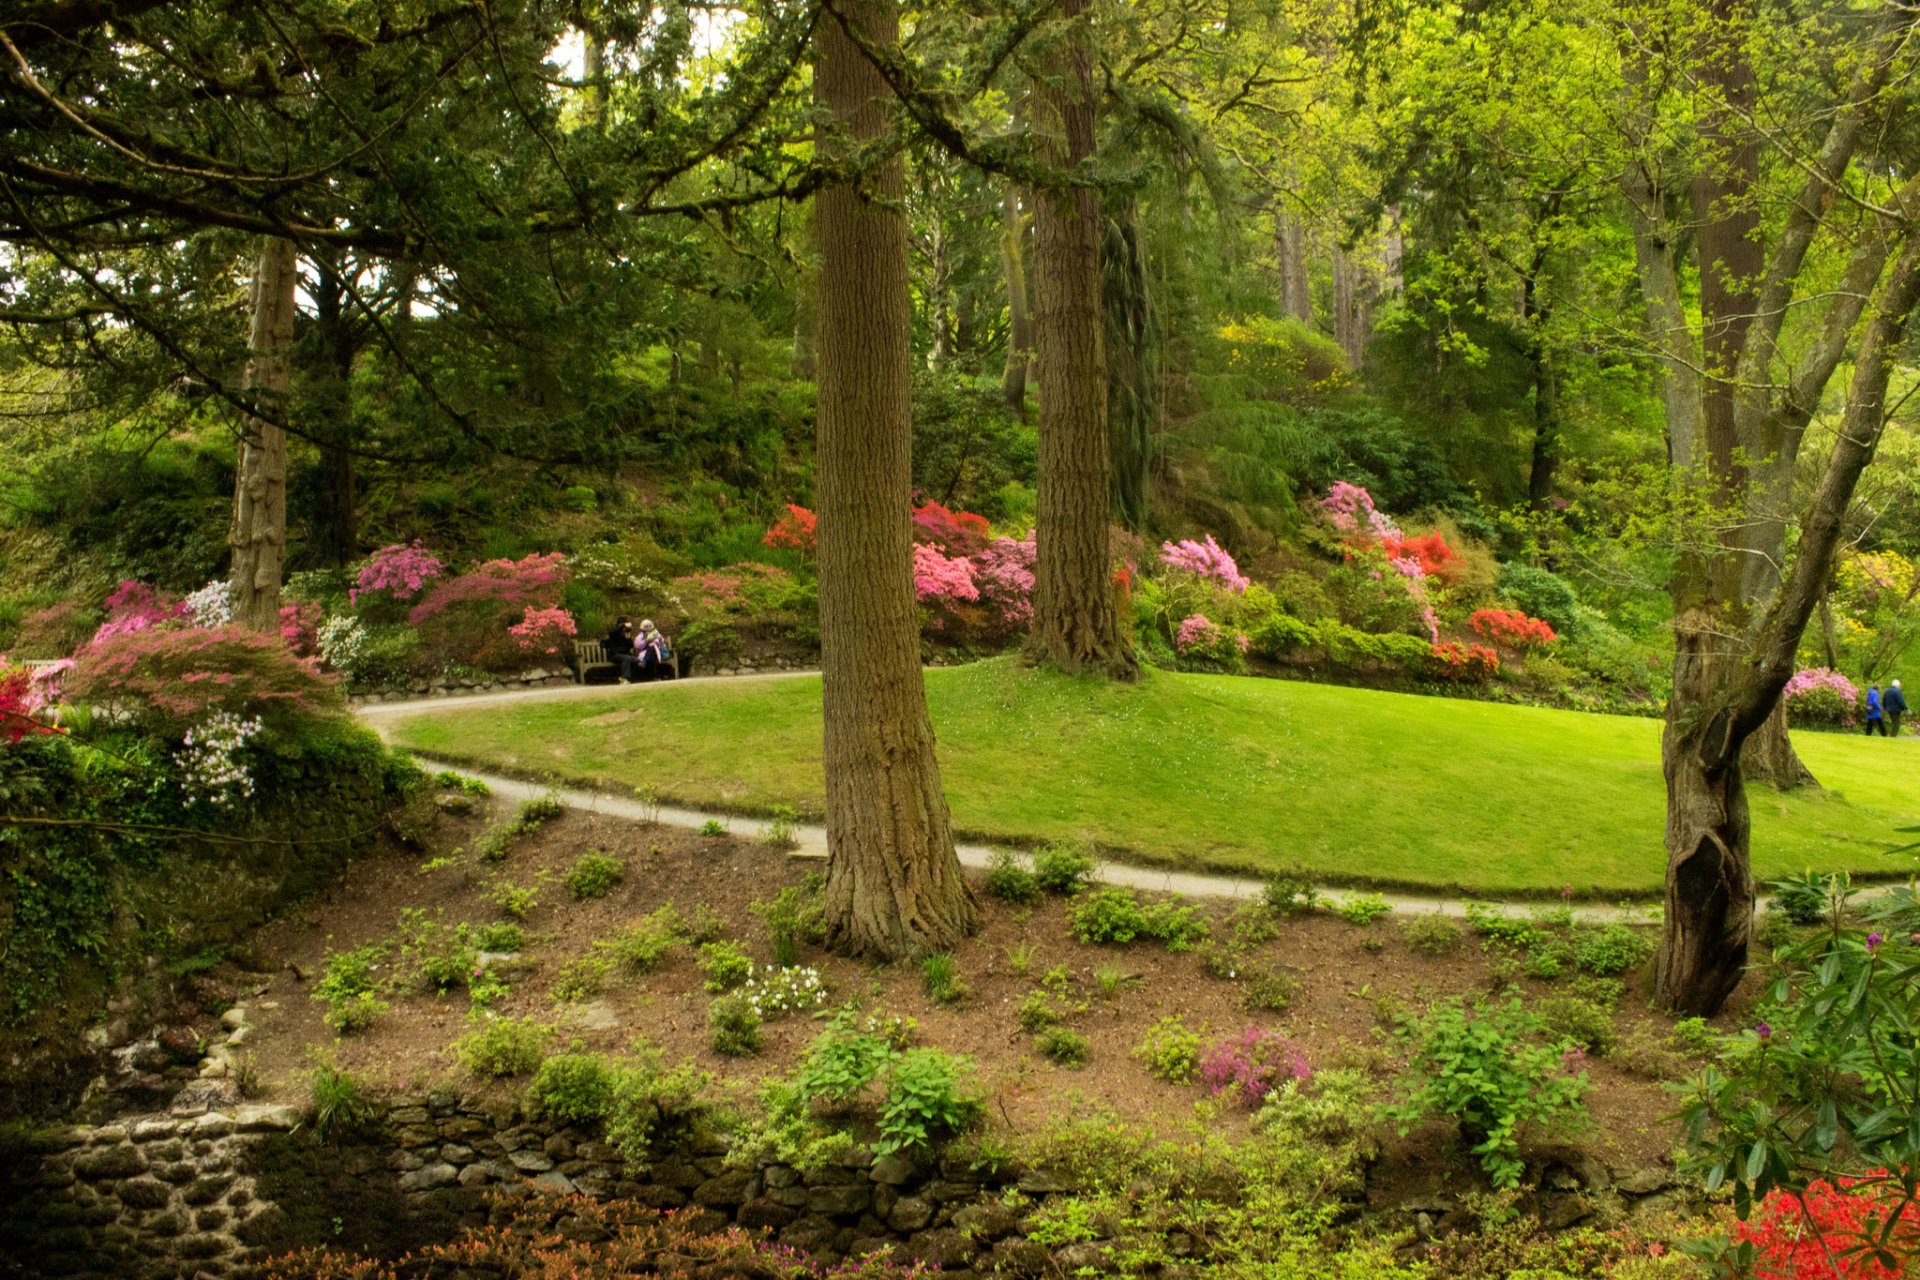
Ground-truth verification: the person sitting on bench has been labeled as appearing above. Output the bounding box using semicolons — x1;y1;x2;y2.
604;617;638;682
635;619;674;681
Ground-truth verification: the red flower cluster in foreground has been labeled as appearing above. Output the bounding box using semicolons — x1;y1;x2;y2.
1471;608;1557;650
1430;641;1500;680
1734;1173;1920;1279
762;503;817;552
1382;530;1461;582
0;666;61;744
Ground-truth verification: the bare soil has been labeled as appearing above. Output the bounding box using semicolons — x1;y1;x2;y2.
230;800;1750;1178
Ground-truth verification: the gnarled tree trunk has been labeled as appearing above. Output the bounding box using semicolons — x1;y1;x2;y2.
813;0;976;959
1027;0;1136;679
228;236;297;631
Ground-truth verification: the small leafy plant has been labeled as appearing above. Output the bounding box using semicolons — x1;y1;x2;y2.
527;1053;621;1123
708;993;764;1056
309;1061;381;1142
1198;1025;1311;1107
983;849;1042;904
698;940;753;993
315;941;390;1033
699;818;726;837
1337;894;1393;927
1570;924;1654;976
1241;964;1297;1013
921;952;968;1005
1400;913;1463;955
455;1016;551;1078
1262;871;1319;916
1031;840;1096;895
1134;1016;1202;1084
1037;1026;1089;1067
877;1049;980;1153
567;852;625;901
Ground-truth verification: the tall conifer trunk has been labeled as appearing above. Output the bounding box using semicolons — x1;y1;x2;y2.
999;181;1031;414
228;236;297;631
1027;0;1135;678
813;0;975;959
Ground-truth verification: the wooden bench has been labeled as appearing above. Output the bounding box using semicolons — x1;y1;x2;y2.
573;640;680;684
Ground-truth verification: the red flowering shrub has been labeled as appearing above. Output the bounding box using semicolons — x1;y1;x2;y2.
1733;1173;1919;1279
912;501;991;556
1382;531;1462;584
62;624;344;737
262;1195;935;1279
1429;641;1500;681
278;601;322;657
508;606;578;656
1471;608;1557;650
409;553;570;673
763;503;818;553
0;663;63;744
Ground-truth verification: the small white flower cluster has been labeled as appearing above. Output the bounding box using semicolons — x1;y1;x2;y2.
739;964;830;1018
183;579;232;628
179;712;264;808
316;615;367;676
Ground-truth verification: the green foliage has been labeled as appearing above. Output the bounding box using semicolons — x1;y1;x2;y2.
761;804;799;848
1536;994;1617;1056
792;1015;898;1106
516;794;564;826
550;954;613;1002
698;940;753;993
309;1062;382;1144
567;852;625;901
1570;924;1654;976
489;880;539;919
1495;563;1582;638
1031;841;1096;895
472;922;524;952
1037;1025;1089;1067
1242;965;1298;1014
699;818;726;837
708;993;763;1056
435;771;491;797
455;1016;550;1078
983;849;1042;904
605;906;684;973
921;952;968;1005
1465;904;1542;949
1769;871;1840;927
1134;1016;1203;1084
1336;894;1393;927
604;1044;711;1173
1387;997;1591;1187
1017;965;1087;1033
1262;872;1320;916
316;941;390;1034
397;909;477;993
752;875;826;968
876;1049;979;1154
1400;913;1463;955
1069;886;1208;950
527;1053;620;1123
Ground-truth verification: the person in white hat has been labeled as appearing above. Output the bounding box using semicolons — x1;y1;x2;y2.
1886;678;1908;737
635;619;674;681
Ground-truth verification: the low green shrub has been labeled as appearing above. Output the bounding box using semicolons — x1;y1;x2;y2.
567;852;625;901
699;940;753;992
1017;965;1085;1032
877;1048;979;1153
1768;870;1840;926
456;1016;550;1078
606;908;682;973
921;952;968;1005
1571;924;1654;976
1336;894;1393;927
517;794;564;826
527;1053;621;1123
604;1043;712;1172
753;876;827;968
315;941;390;1033
550;955;614;1002
1262;871;1319;915
1242;964;1298;1013
699;818;726;837
310;1062;382;1143
1031;841;1096;895
709;993;763;1056
983;849;1042;904
1037;1025;1089;1067
435;771;491;797
1069;887;1209;950
473;922;524;952
1536;994;1616;1056
1134;1016;1202;1084
1465;903;1542;949
1400;913;1462;955
684;903;726;945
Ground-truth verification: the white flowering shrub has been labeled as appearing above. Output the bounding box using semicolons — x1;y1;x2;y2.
183;579;232;628
178;712;264;808
316;615;368;676
739;964;829;1018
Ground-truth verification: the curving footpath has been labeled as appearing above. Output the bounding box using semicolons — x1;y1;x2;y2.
356;672;1671;924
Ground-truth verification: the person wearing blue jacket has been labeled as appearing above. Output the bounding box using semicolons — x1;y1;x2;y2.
1885;678;1909;737
1865;684;1887;736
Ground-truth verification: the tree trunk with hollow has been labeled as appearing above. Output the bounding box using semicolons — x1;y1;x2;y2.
228;236;297;631
813;0;976;959
1027;0;1135;679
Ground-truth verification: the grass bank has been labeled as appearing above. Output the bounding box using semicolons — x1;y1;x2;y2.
384;660;1920;896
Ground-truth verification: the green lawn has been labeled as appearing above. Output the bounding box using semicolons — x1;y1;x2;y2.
385;660;1920;897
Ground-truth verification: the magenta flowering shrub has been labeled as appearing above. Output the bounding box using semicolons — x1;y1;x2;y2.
1320;484;1440;643
509;605;578;656
92;580;191;644
278;601;322;657
64;624;343;737
408;553;569;673
971;536;1036;630
1173;613;1250;673
351;541;446;609
1198;1026;1311;1106
1176;613;1222;653
1784;667;1861;729
1321;480;1400;541
913;544;979;605
1160;534;1250;593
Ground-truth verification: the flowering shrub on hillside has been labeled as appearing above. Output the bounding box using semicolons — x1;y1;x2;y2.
762;503;817;553
14;601;97;658
1322;480;1400;541
92;580;190;644
1784;668;1861;730
972;536;1036;629
1471;609;1557;651
0;663;63;744
409;553;569;673
1732;1174;1918;1279
1174;613;1250;673
1383;531;1462;584
278;601;321;657
1160;534;1250;593
509;606;578;656
183;579;233;628
913;544;979;605
912;500;991;556
63;624;343;737
178;711;265;808
1199;1026;1311;1106
351;541;446;611
1320;484;1441;643
1429;641;1500;681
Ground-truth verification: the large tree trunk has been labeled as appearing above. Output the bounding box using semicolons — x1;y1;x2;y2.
1027;0;1136;679
1331;245;1370;368
1740;701;1815;789
310;252;358;568
1521;267;1559;512
1103;201;1155;532
1275;207;1312;322
813;0;976;959
228;236;297;631
999;180;1032;416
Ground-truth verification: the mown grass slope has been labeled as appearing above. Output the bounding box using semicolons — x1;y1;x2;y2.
386;659;1920;895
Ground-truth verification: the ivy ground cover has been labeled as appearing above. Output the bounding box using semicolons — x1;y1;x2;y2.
385;660;1920;895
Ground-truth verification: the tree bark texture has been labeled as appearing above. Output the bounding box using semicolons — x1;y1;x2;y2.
1028;0;1136;679
1103;202;1156;532
998;181;1032;415
228;236;296;631
1274;208;1312;322
310;252;358;568
813;0;976;959
1331;245;1370;368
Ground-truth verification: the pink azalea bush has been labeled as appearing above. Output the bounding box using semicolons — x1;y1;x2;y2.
92;580;191;645
1199;1026;1311;1106
1321;480;1400;541
1784;667;1861;730
351;541;446;608
1160;534;1250;593
913;544;979;604
508;606;579;655
409;553;570;673
278;601;322;657
1321;483;1440;643
63;624;343;737
970;536;1036;629
1174;613;1251;672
